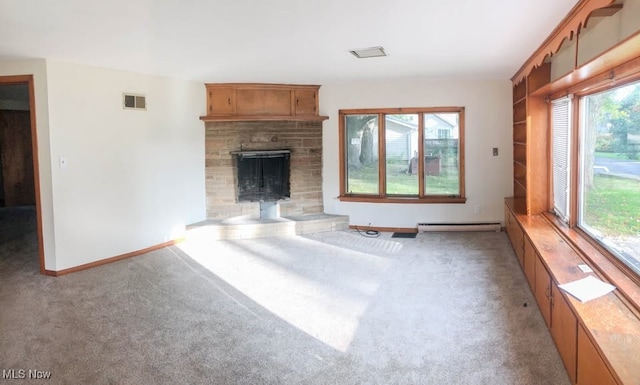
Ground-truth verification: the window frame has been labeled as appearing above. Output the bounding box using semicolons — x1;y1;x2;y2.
549;71;640;286
338;107;466;204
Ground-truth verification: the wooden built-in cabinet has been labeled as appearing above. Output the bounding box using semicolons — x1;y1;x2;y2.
551;283;578;385
201;83;328;122
577;325;617;385
505;199;640;385
522;237;536;291
511;63;551;215
207;87;235;115
504;206;524;266
293;89;318;115
534;255;552;328
522;224;578;384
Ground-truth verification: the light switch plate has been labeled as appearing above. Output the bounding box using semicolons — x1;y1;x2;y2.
493;147;499;156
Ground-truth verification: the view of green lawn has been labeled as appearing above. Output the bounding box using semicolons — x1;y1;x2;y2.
595;152;630;160
584;174;640;236
347;163;459;196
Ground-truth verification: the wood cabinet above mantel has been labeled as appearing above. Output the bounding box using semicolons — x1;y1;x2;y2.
199;83;329;122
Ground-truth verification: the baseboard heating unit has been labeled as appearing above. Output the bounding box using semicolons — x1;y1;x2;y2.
417;222;501;232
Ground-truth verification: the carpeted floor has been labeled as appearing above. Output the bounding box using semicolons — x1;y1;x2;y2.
0;207;570;385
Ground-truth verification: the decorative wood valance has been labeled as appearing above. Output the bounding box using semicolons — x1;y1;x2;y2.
511;0;616;84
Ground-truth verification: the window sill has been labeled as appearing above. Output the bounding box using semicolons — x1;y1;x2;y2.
542;211;640;316
339;195;466;204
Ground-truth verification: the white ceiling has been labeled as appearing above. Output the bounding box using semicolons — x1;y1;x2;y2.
0;0;579;84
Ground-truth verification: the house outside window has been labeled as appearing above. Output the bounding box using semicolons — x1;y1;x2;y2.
339;107;465;203
438;128;451;139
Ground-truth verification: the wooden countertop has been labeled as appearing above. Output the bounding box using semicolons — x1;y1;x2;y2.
505;198;640;384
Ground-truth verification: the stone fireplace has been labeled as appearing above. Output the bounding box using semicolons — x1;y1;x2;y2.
205;120;323;219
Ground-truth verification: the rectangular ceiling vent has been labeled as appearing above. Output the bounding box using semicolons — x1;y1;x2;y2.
123;93;146;110
349;46;387;59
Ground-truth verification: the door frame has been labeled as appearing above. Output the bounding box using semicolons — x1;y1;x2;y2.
0;75;45;273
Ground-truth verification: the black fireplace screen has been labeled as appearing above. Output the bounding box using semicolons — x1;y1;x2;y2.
236;152;290;202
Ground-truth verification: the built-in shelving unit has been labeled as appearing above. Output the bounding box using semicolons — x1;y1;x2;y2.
511;63;551;214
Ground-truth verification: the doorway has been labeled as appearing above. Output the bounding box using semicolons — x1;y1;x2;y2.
0;75;44;273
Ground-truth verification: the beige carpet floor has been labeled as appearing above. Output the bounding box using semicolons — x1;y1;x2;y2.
0;207;570;385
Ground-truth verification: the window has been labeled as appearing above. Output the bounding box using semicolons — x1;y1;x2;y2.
577;81;640;275
438;128;451;139
339;107;465;203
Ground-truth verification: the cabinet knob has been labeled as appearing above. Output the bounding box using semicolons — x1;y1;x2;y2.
296;98;299;107
228;97;231;105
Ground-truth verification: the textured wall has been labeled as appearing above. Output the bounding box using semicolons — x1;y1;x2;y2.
205;121;323;219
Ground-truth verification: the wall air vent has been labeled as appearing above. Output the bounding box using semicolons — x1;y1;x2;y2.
123;93;146;110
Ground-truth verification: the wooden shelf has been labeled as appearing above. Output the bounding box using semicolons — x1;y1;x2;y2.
514;143;527;164
514;162;527;180
513;100;527;122
511;61;550;215
527;62;552;94
514;180;527;198
513;122;527;142
513;81;527;101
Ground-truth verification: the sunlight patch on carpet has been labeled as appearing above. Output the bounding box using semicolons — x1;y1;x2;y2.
178;233;392;352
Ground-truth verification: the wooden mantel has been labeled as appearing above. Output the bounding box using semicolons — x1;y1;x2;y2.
199;83;329;122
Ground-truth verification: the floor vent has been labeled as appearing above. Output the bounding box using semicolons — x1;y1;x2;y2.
417;222;501;232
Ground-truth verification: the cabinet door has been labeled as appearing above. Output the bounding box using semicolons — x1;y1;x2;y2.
504;206;513;244
294;89;317;115
551;284;577;384
208;87;234;115
577;325;617;385
513;224;524;267
534;256;551;328
523;237;536;290
236;88;291;116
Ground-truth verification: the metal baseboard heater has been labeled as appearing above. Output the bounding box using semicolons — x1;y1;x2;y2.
417;222;501;232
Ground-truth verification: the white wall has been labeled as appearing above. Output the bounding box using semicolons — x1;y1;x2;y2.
320;78;512;228
45;61;205;270
0;59;57;269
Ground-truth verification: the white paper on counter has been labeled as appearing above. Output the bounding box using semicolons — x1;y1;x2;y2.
558;275;616;303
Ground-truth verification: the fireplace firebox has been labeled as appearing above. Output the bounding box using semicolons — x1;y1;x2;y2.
233;150;290;202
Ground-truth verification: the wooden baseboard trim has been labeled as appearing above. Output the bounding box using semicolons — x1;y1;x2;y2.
349;225;418;233
43;238;183;277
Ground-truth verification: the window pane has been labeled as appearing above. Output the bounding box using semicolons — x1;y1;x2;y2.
345;115;379;194
580;82;640;274
386;114;419;195
423;113;460;195
551;97;571;222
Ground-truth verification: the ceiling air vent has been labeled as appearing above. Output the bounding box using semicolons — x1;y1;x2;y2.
123;93;146;110
349;46;387;59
